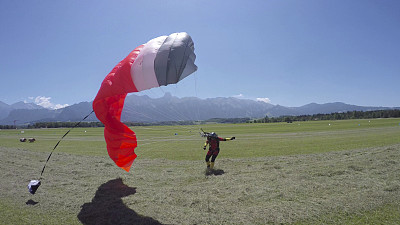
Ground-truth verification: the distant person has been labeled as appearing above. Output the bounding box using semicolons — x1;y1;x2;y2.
203;132;235;169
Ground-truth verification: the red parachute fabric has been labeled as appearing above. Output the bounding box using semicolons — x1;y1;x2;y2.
93;32;197;172
93;45;144;172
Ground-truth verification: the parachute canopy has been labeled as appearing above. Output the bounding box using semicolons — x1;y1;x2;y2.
93;32;197;172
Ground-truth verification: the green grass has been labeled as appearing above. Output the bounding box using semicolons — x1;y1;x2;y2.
295;204;400;225
0;118;399;224
136;118;400;160
0;198;80;224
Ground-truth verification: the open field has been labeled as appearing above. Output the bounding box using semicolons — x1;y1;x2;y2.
1;118;400;224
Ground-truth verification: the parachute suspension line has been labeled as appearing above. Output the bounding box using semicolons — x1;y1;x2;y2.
122;75;201;152
178;72;202;135
169;72;203;133
39;110;94;179
122;86;198;133
122;103;199;144
123;103;192;127
125;87;194;125
193;72;201;123
191;71;203;135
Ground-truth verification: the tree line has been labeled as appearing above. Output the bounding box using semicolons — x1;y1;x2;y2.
253;109;400;123
1;109;399;129
28;122;105;128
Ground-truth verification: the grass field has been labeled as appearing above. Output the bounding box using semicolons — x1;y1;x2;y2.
1;118;400;224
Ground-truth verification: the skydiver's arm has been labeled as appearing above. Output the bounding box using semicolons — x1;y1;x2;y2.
220;137;236;141
203;140;208;150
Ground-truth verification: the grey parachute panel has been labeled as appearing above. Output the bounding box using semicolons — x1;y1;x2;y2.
154;32;197;86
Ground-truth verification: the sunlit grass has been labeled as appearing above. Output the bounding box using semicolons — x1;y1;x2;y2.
0;118;399;224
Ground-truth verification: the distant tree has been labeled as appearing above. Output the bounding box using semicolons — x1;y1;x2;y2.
256;109;400;123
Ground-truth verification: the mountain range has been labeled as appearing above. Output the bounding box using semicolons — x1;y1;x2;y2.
0;93;397;125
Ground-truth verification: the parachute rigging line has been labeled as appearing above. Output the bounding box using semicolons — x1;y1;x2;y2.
28;110;94;194
39;110;94;179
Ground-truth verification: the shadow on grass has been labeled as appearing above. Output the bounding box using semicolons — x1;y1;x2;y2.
205;168;225;176
26;199;39;205
78;178;164;225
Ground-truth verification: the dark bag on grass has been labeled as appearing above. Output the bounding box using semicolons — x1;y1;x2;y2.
28;180;41;194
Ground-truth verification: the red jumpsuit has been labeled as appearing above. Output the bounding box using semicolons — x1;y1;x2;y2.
205;136;227;163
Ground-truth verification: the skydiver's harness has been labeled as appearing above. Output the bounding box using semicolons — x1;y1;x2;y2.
200;129;233;151
205;137;221;153
200;128;235;154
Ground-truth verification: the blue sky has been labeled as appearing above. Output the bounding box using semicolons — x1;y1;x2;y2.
1;0;399;108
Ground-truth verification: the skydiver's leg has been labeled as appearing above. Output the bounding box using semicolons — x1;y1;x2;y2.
205;153;211;162
210;151;219;169
205;152;212;168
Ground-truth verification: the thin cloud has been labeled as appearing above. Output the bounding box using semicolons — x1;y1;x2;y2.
256;97;271;104
233;94;244;98
34;96;69;109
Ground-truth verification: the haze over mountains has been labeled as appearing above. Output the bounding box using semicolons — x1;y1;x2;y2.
0;93;397;125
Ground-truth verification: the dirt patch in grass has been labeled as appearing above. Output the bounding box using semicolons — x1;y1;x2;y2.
1;144;400;224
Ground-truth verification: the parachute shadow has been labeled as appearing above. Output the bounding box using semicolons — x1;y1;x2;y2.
205;169;225;176
78;178;164;225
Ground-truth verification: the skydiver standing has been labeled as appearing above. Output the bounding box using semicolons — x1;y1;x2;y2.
203;132;235;169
